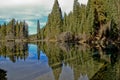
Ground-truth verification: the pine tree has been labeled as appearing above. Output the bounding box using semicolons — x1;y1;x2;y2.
37;20;40;39
15;21;20;39
73;0;81;34
63;13;68;32
44;0;63;40
0;24;1;40
23;20;28;39
1;23;6;40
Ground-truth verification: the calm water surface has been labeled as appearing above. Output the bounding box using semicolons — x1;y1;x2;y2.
0;42;120;80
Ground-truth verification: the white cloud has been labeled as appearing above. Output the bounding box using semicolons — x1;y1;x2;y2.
79;0;88;4
0;0;88;19
40;22;46;27
59;0;73;14
59;0;88;14
0;0;88;13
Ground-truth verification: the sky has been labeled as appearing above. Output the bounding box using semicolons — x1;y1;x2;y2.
0;0;88;35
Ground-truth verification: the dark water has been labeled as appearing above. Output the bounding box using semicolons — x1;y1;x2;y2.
0;42;120;80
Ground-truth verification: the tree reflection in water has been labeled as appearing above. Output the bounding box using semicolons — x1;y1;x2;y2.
0;42;28;62
90;44;120;80
0;42;120;80
38;42;120;80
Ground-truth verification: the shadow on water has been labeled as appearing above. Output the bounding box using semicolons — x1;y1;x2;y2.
0;68;7;80
90;44;120;80
0;41;120;80
92;44;118;64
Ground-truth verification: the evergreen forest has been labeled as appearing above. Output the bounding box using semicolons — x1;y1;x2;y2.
37;0;120;44
0;19;28;41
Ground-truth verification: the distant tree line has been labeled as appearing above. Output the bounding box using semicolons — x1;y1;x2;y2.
37;0;120;43
0;19;28;40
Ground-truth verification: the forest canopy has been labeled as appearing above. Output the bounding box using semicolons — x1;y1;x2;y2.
37;0;120;44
